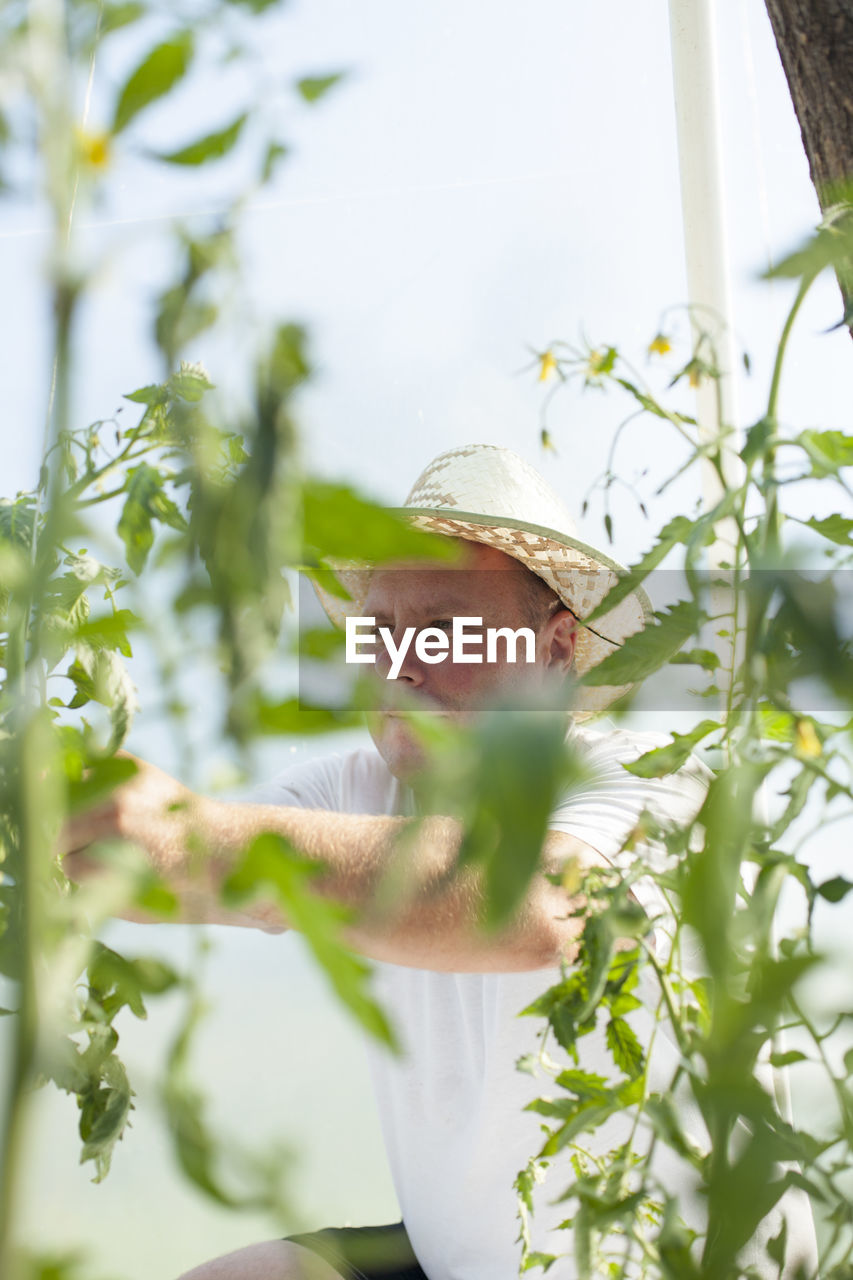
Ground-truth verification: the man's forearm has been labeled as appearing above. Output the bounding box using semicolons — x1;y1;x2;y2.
191;799;587;972
61;755;590;971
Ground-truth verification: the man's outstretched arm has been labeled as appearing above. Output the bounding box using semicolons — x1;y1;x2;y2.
61;754;601;973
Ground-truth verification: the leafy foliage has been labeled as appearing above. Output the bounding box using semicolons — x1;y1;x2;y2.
514;247;853;1278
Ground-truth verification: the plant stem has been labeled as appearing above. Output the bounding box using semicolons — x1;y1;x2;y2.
0;0;80;1266
763;274;814;558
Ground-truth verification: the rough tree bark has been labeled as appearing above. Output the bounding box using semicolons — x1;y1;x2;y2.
764;0;853;334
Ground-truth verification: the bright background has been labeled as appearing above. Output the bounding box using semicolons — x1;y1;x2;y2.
2;1;851;1275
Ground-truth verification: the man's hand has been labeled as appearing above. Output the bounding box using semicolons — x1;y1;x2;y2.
60;752;207;888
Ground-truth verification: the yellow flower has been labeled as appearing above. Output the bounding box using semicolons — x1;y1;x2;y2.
648;333;672;357
795;719;822;757
584;345;617;383
538;349;557;382
74;128;111;170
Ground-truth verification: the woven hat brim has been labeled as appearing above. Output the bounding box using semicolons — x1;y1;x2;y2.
310;508;652;719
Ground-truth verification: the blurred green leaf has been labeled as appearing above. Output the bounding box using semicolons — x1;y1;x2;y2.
78;1054;134;1181
605;1016;645;1078
623;719;719;778
112;33;194;134
757;702;797;743
803;513;853;546
88;942;180;1020
795;429;853;477
162;989;244;1207
66;647;138;748
669;647;720;671
100;1;146;36
816;876;853;903
155;113;247;166
296;73;345;103
769;1049;807;1067
261;140;288;183
248;696;361;735
124;383;169;406
764;211;853;282
456;708;579;929
302;481;458;567
584;516;695;623
66;753;138;815
583;599;705;687
73;609;136;656
169;362;215;402
222;833;398;1050
118;462;187;575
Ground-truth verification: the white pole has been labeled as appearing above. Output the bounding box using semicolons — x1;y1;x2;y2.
668;0;743;534
667;0;744;699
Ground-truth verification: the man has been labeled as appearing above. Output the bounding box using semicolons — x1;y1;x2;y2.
62;445;792;1279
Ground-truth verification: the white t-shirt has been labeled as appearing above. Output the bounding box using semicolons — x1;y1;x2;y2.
253;725;815;1279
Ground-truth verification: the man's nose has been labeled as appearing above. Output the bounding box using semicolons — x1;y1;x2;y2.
375;627;425;685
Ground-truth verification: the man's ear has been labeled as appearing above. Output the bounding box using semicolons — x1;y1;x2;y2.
542;609;577;673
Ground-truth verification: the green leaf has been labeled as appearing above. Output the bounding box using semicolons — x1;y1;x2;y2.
605;1016;645;1077
124;383;169;406
100;2;146;36
795;429;853;478
168;361;214;401
583;516;695;623
521;1252;557;1273
0;495;37;550
538;1098;619;1155
73;609;136;656
155;113;247;166
117;465;158;573
112;33;194;134
66;648;138;749
765;213;853;282
645;1094;706;1166
67;753;138;815
615;377;696;427
669;647;720;671
803;513;853;546
623;719;719;778
816;876;853;903
88;942;180;1020
769;1049;807;1067
248;696;361;736
296;73;345;103
261;140;288;183
582;599;705;687
456;708;580;929
162;993;241;1207
757;702;796;743
79;1054;134;1181
118;463;186;575
222;833;398;1050
553;1069;611;1099
302;482;458;567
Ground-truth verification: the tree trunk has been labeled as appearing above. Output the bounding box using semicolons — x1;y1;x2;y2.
764;0;853;333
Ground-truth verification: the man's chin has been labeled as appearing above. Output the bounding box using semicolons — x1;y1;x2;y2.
367;714;431;782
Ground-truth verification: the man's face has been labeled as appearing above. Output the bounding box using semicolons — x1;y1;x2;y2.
361;542;577;780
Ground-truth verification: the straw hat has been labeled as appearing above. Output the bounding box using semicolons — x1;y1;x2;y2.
313;443;652;717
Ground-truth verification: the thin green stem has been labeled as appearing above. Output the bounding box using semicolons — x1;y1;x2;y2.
763;274;815;559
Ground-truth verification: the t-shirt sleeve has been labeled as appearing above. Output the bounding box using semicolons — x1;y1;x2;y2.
548;730;711;928
249;753;343;810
